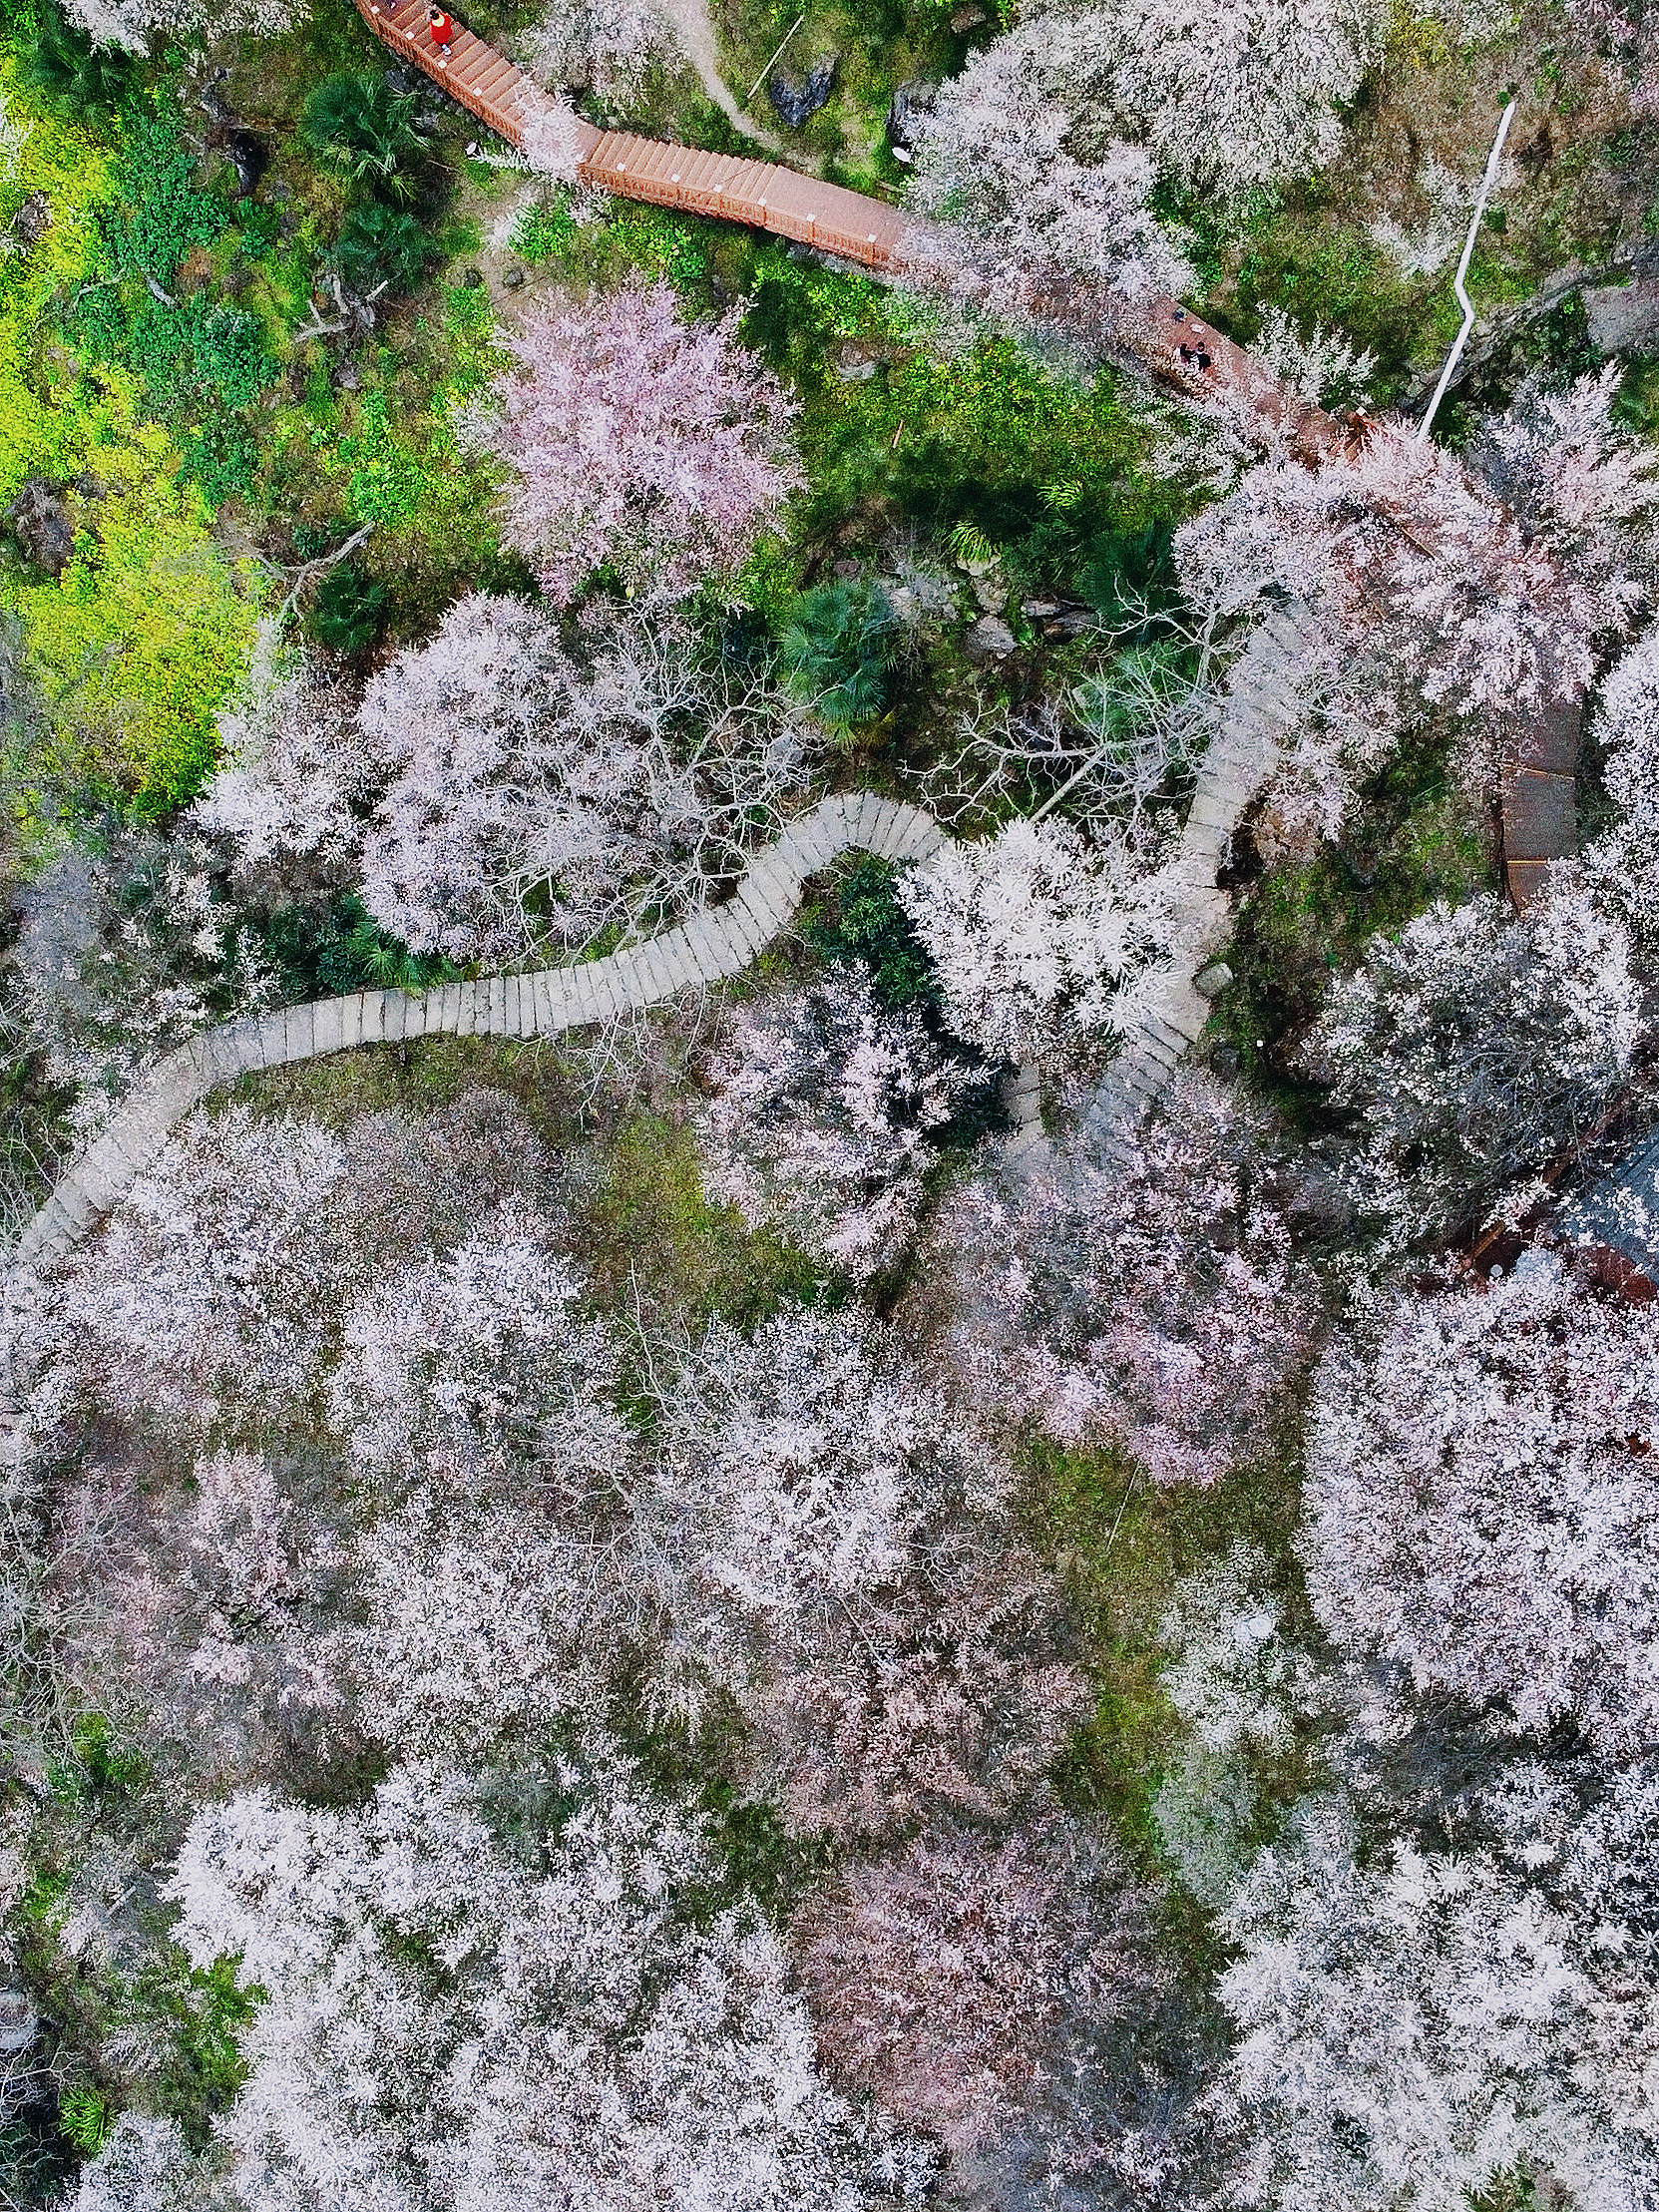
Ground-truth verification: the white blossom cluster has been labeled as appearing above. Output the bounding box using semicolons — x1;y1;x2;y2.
897;815;1173;1064
699;968;984;1281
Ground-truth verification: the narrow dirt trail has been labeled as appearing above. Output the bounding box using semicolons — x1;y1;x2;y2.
650;0;787;153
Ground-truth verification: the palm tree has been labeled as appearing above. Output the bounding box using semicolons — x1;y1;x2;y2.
301;74;432;203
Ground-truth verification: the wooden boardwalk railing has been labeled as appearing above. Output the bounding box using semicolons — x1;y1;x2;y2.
362;0;910;266
352;0;1580;914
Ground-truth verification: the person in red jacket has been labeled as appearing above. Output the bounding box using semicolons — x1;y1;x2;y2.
427;4;455;51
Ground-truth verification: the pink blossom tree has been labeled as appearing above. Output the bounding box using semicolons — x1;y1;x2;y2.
490;280;801;607
796;1819;1154;2154
1174;388;1659;843
928;1073;1322;1486
698;968;987;1283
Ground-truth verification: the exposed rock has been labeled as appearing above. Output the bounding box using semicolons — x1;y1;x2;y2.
972;578;1005;613
0;1993;35;2055
1193;960;1233;999
8;193;52;248
225;129;268;197
950;4;987;27
504;263;527;288
966;614;1017;660
833;345;878;381
7;479;76;576
1022;598;1059;619
888;77;938;160
1209;1041;1242;1080
770;53;839;127
1585;276;1659;355
1269;1157;1354;1240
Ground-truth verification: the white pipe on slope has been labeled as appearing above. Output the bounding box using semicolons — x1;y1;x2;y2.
1418;98;1518;444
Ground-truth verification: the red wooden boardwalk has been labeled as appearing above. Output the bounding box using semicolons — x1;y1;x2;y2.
351;0;1580;909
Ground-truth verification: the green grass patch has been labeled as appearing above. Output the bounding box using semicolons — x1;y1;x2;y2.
1218;721;1493;1114
1030;1426;1310;1900
577;1114;826;1339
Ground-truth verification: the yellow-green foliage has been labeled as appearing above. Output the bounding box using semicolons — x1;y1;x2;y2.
9;388;260;815
0;53;121;498
0;63;260;815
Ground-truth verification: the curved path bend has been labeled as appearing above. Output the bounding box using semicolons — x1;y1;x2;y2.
14;795;951;1274
9;19;1579;1268
11;594;1321;1271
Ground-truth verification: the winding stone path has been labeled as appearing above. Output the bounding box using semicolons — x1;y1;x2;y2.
5;609;1327;1269
12;796;950;1273
1083;600;1320;1171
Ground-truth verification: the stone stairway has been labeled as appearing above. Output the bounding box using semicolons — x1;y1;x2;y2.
11;794;947;1276
1083;600;1320;1170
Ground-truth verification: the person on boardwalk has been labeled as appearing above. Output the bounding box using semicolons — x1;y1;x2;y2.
427;4;455;51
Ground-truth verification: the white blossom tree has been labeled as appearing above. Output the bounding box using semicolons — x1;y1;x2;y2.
355;593;816;964
1303;1253;1659;1755
59;0;297;44
14;828;275;1144
698;969;985;1282
193;621;369;890
897;817;1172;1064
901;29;1190;348
1216;1773;1659;2212
639;1305;1083;1834
326;1209;635;1752
1305;886;1641;1248
165;1744;932;2212
1576;621;1659;959
490;281;801;607
65;2113;231;2212
515;0;676;103
15;1106;351;1449
1061;0;1385;194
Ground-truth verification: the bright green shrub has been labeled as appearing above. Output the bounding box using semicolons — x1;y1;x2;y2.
102;111;228;287
57;2086;113;2156
0;60;121;500
777;579;902;733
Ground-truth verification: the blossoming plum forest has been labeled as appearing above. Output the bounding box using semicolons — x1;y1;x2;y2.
4;0;1659;2205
